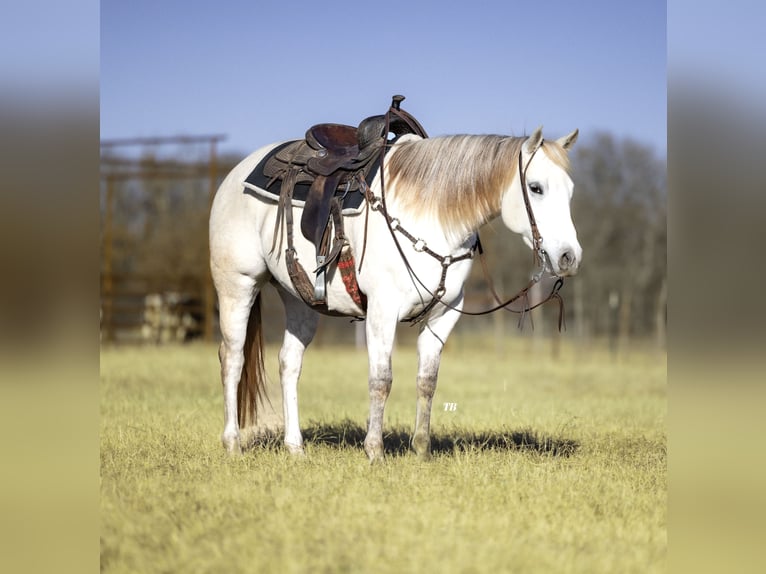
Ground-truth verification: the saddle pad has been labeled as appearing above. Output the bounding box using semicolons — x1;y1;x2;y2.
243;141;379;215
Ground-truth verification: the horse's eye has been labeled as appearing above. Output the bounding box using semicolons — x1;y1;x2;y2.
529;183;543;195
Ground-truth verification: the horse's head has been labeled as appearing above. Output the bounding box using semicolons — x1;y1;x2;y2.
500;126;581;277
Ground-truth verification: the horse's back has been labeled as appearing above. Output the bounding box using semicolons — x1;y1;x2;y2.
209;143;284;279
210;143;284;223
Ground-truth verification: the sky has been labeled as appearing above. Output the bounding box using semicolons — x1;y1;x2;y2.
100;0;666;157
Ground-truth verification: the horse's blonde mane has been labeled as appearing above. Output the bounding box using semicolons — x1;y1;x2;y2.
386;135;570;237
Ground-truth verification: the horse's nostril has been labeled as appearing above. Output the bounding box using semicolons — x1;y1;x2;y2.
559;250;574;269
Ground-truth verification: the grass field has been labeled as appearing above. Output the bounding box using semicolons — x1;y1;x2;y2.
100;338;666;573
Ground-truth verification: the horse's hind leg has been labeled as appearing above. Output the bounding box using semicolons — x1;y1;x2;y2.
277;289;319;455
412;304;463;460
215;272;259;454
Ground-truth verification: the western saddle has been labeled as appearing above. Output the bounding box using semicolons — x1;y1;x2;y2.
263;95;427;313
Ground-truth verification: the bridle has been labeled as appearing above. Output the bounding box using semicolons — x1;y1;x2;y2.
362;102;566;329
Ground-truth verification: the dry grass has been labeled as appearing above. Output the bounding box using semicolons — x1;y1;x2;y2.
101;339;665;573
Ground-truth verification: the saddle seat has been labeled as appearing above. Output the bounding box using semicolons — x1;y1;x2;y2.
305;116;392;175
307;123;357;153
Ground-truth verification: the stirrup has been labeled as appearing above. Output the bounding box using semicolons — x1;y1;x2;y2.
314;255;326;301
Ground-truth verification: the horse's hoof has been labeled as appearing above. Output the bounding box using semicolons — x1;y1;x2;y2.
411;432;432;460
416;450;432;461
222;434;242;455
364;439;385;464
285;442;306;457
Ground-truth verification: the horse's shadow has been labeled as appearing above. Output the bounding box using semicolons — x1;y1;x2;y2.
248;418;578;457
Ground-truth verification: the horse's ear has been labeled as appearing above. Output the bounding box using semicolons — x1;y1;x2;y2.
556;129;579;151
524;126;544;154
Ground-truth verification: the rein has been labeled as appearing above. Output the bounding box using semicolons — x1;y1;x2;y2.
369;104;566;329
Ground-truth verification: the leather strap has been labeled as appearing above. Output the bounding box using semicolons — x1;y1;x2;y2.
518;146;545;266
362;182;477;324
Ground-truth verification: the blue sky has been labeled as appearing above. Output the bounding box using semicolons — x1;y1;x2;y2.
100;0;666;156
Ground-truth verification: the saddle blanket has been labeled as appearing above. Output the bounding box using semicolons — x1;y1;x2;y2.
242;141;380;215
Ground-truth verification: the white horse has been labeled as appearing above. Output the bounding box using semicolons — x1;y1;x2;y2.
209;124;580;461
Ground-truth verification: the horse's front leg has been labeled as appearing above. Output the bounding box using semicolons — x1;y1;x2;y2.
412;301;463;460
364;309;398;463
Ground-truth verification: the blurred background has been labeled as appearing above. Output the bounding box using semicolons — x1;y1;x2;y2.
99;0;666;354
5;0;766;572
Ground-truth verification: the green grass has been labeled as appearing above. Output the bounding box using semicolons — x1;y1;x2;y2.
100;339;666;573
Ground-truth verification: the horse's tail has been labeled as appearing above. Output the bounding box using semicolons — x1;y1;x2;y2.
238;292;267;428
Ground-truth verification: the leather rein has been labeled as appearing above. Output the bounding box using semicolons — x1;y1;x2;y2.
363;105;566;328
